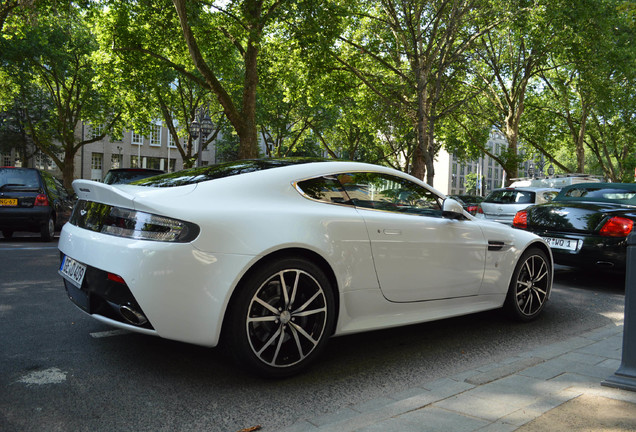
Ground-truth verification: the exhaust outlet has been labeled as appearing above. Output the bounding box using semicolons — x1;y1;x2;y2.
119;305;148;326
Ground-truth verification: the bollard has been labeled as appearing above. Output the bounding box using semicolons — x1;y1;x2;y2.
602;231;636;391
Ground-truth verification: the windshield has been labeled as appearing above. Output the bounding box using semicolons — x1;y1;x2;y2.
556;184;636;205
0;168;40;190
484;189;535;204
134;158;327;188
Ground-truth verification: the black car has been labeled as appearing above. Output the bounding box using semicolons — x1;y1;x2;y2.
0;167;74;241
513;182;636;271
449;194;484;215
103;168;164;185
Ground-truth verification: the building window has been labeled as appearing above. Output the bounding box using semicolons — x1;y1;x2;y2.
168;131;177;148
147;157;162;170
131;155;142;168
132;131;143;146
150;124;161;147
2;155;11;166
91;124;104;139
111;154;122;169
91;153;103;182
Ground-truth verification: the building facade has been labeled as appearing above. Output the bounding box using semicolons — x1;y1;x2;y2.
433;130;530;196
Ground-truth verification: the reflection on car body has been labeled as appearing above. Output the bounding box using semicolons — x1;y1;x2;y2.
58;159;553;377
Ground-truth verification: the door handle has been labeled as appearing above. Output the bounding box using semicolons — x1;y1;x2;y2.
382;229;402;235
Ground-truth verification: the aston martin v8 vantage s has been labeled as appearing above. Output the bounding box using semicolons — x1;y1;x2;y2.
58;159;553;377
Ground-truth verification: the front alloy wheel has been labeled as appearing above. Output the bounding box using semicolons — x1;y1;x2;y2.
228;258;335;378
504;247;551;321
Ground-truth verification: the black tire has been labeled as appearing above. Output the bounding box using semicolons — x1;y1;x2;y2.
2;230;13;239
40;216;55;242
504;247;552;322
226;257;336;378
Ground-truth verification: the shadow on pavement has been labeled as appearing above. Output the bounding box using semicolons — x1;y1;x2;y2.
554;264;625;293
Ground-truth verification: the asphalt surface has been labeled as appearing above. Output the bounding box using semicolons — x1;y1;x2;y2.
0;235;627;431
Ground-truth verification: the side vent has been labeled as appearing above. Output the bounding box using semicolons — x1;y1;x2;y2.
488;241;505;251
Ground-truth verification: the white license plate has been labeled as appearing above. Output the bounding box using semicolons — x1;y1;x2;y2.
59;255;87;288
543;237;579;251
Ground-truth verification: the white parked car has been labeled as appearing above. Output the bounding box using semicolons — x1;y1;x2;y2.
477;187;559;225
58;159;553;377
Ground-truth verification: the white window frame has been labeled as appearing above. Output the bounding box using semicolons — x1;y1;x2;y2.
150;123;161;147
132;131;143;146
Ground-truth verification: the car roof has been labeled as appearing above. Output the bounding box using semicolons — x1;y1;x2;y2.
133;158;430;189
490;187;559;192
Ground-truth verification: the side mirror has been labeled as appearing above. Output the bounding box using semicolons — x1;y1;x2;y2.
442;198;466;220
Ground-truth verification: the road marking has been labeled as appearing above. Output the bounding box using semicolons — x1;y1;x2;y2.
17;367;67;386
90;329;130;338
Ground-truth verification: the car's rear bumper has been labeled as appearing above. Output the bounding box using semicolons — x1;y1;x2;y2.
525;229;627;270
0;206;50;232
58;223;256;346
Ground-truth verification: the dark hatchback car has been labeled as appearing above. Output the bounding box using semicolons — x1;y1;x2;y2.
513;183;636;271
0;167;74;241
449;194;484;215
103;168;164;185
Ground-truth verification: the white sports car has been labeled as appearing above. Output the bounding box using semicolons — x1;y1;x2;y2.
58;159;553;377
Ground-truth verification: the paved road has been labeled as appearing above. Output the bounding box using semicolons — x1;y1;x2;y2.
0;236;626;432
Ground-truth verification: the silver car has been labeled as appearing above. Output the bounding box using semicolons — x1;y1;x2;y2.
477;187;559;225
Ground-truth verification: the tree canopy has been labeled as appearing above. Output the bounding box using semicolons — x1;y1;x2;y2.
1;0;634;187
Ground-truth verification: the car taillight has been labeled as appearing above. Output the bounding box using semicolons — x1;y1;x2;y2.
513;210;527;229
599;217;634;237
34;194;49;206
477;205;483;214
467;205;478;214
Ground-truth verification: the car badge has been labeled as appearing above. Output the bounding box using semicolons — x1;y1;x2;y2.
80;210;87;216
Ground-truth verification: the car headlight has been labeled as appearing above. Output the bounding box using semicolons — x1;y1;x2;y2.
70;200;200;243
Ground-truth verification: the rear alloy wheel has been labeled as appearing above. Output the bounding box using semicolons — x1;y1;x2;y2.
41;216;55;242
504;247;551;322
227;258;335;378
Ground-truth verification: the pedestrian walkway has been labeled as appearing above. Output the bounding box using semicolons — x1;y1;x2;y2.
280;324;636;432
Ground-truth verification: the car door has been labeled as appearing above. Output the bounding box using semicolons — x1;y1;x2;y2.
340;172;487;303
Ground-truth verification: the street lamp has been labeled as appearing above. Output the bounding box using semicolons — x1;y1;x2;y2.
190;105;213;167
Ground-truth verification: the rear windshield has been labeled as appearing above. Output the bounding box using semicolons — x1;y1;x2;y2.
134;158;327;188
104;170;164;184
556;185;636;205
484;189;535;204
0;168;40;190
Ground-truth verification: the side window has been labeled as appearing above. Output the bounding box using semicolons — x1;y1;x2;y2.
338;172;443;217
296;176;351;205
42;173;59;200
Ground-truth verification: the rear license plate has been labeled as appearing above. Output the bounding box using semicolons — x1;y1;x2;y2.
0;198;17;206
542;237;580;251
59;255;87;288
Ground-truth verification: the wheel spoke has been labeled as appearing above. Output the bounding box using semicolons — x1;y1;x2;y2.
271;327;287;365
290;321;319;347
255;296;280;316
294;306;326;318
289;271;300;307
293;290;321;314
288;324;306;360
279;271;290;306
256;326;283;356
247;315;278;324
